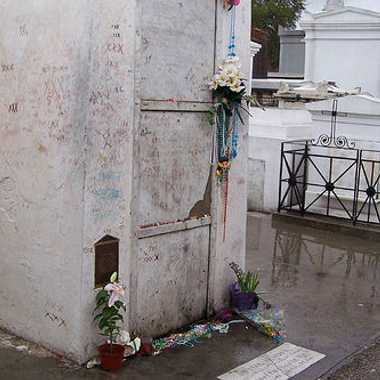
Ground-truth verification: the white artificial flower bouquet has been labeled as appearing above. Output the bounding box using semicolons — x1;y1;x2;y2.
209;56;245;95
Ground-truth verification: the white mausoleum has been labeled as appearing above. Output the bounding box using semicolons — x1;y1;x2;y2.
302;3;380;97
249;0;380;211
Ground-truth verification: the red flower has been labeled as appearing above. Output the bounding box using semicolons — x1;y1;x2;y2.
224;0;240;8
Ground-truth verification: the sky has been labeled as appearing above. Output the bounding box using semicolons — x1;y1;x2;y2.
305;0;380;13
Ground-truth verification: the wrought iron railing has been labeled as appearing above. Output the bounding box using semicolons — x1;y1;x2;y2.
278;139;380;226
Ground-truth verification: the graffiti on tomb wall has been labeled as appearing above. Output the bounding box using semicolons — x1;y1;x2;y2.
1;64;14;72
84;20;133;225
104;23;126;71
45;78;63;106
0;19;80;143
42;65;69;74
107;23;124;54
47;120;65;142
0;177;18;226
112;24;120;38
42;64;70;106
44;301;65;328
8;103;18;113
142;242;160;264
19;24;28;37
88;170;124;222
88;22;131;168
88;171;122;199
106;43;124;55
93;123;129;168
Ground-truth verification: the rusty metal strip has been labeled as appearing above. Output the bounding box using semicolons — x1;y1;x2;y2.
136;215;211;239
140;99;212;113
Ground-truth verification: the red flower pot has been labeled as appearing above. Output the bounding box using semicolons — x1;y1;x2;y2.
98;343;125;371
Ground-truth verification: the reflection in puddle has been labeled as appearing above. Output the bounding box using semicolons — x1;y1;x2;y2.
271;220;380;290
247;213;380;368
248;213;380;311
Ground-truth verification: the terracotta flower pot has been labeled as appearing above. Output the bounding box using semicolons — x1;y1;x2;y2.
140;337;153;356
230;282;259;311
98;343;125;371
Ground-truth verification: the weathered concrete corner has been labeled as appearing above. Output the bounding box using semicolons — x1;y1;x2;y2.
0;0;251;362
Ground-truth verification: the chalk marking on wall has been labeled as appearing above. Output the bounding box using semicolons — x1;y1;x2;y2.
106;61;119;69
1;64;14;72
47;120;65;142
96;128;113;149
89;89;111;106
8;103;18;113
112;24;121;38
42;65;68;74
106;42;124;55
45;312;65;327
45;78;64;106
92;187;122;201
19;24;28;36
98;170;122;182
83;247;94;255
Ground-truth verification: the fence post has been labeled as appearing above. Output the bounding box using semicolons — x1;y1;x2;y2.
301;141;309;215
353;149;361;225
278;142;285;213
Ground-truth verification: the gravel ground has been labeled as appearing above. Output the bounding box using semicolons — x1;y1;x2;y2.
325;341;380;380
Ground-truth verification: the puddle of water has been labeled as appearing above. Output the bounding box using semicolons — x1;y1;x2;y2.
247;213;380;292
246;213;380;379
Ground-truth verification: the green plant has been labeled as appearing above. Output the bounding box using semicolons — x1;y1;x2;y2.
230;262;260;293
94;272;126;350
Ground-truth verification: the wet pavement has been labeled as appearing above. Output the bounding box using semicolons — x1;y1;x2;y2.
1;212;380;379
248;212;380;379
324;338;380;379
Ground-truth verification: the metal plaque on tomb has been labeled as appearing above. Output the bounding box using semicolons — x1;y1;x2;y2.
95;236;119;288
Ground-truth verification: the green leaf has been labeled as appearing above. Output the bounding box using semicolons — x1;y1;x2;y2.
109;315;123;322
96;289;109;303
93;313;103;322
99;318;109;330
114;301;127;312
102;307;116;320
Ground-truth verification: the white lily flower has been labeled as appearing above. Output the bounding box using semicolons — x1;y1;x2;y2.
224;65;239;77
209;80;218;90
104;282;125;307
218;72;229;87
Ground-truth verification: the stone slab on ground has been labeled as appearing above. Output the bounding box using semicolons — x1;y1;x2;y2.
218;343;325;380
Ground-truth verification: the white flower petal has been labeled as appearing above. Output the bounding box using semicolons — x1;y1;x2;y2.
108;293;119;307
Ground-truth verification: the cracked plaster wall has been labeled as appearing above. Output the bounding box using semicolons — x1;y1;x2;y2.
0;0;92;360
0;0;136;362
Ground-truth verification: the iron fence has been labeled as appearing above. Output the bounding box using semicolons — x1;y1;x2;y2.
278;140;380;226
